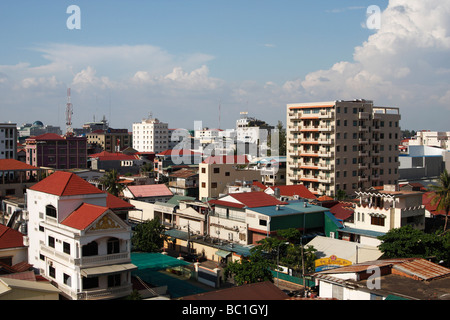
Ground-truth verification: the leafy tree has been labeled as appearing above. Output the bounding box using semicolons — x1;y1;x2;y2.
335;189;347;201
132;217;167;252
428;169;450;231
100;169;124;197
224;251;274;286
378;225;449;264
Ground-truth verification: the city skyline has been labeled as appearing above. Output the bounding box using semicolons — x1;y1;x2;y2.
1;0;449;132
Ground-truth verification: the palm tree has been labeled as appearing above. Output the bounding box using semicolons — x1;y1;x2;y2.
428;169;450;232
101;169;124;197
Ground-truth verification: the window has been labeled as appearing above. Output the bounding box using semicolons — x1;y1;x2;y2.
49;266;56;278
107;238;120;254
83;276;99;290
63;242;71;255
211;182;217;189
108;274;121;287
64;273;72;287
201;182;206;188
259;219;267;226
201;168;206;173
82;241;98;257
48;236;55;248
225;172;230;176
371;216;385;226
45;205;57;218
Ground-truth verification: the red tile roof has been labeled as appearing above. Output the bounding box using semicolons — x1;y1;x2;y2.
0;224;25;249
423;192;447;216
252;181;267;191
329;202;354;221
61;203;109;230
126;184;173;198
202;155;249;164
212;192;287;208
106;193;134;209
208;199;246;209
0;159;39;171
89;151;139;161
268;185;317;200
29;133;65;140
29;171;104;197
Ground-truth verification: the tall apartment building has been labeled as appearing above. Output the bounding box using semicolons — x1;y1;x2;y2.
132;114;169;154
286;99;401;197
0;123;17;160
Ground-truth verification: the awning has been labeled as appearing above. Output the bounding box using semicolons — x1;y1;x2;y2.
215;250;231;258
81;263;137;278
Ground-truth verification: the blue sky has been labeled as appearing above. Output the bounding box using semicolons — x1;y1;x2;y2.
1;0;449;132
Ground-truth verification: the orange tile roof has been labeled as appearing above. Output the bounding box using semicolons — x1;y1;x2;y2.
29;171;104;197
61;203;109;230
0;159;39;171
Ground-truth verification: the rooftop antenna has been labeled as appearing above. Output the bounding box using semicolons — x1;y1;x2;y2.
66;88;73;136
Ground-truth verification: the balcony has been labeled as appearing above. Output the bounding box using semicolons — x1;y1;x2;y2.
40;244;131;268
77;284;133;300
319;111;335;119
318;175;333;184
319;124;335;132
318;138;334;145
358;112;369;120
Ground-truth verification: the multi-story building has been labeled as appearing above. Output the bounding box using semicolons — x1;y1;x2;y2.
198;155;263;201
26;171;136;300
25;133;87;170
409;131;450;150
329;184;425;248
86;128;131;153
132;114;169;153
286;99;401;197
0;123;17;160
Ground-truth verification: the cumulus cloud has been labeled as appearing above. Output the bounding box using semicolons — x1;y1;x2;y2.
1;0;450;131
279;0;450;130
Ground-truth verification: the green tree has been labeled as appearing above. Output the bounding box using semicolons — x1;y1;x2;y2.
224;251;274;286
377;225;448;263
428;169;450;231
100;169;124;197
335;189;347;201
132;217;167;252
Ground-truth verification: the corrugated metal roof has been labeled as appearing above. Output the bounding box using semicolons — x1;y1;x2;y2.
393;259;450;281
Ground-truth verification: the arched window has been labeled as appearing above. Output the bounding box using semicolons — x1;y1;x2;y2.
45;205;57;218
107;237;120;254
82;241;98;257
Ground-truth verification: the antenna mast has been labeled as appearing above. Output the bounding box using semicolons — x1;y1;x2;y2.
66;88;74;136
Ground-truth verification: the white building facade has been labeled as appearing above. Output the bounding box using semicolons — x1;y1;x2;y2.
0;123;17;160
26;172;136;300
132;115;169;153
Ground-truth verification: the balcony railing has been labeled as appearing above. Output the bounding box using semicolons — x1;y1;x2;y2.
41;244;130;267
77;284;133;300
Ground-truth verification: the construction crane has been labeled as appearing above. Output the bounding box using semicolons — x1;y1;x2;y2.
66;88;73;136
